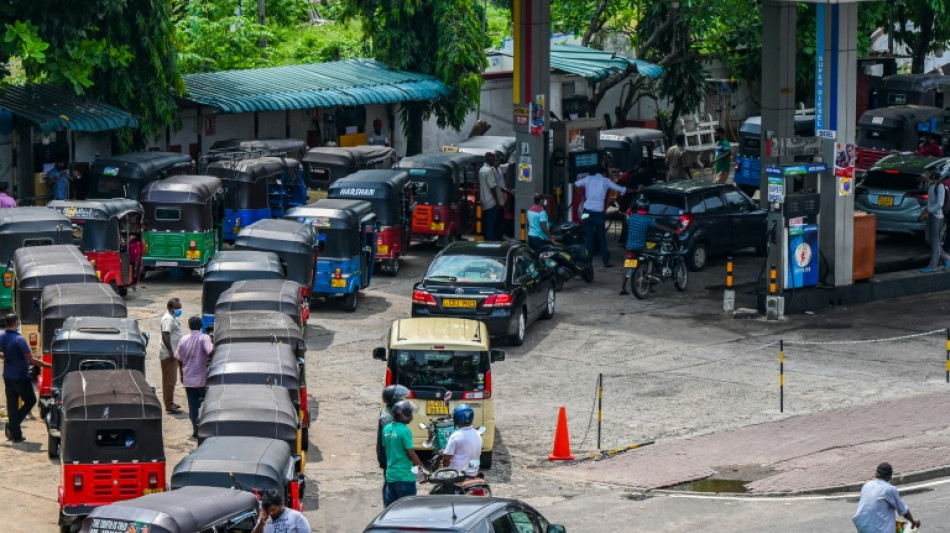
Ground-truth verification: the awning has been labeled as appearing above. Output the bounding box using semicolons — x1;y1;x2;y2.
499;43;663;82
0;84;139;134
182;59;451;113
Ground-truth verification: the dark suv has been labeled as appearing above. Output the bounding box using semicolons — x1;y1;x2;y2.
363;496;567;533
641;181;767;271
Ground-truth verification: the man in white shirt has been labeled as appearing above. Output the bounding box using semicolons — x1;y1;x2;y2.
159;298;184;414
478;152;505;240
443;404;483;477
367;119;389;147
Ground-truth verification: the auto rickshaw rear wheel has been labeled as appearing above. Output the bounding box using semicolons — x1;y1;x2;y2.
387;258;400;276
343;292;358;312
48;434;60;459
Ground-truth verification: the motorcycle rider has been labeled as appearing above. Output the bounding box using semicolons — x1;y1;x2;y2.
377;385;411;498
620;195;678;295
382;399;428;506
442;404;483;478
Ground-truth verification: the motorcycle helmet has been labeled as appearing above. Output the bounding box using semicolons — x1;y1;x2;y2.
382;384;410;408
391;400;417;423
635;195;650;212
452;404;475;426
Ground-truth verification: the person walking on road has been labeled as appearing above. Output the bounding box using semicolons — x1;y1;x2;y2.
666;134;694;182
174;315;213;439
853;462;920;533
919;169;950;273
712;127;732;184
252;490;310;533
1;313;50;443
576;165;627;267
382;400;427;507
478;152;505;241
159;298;184;414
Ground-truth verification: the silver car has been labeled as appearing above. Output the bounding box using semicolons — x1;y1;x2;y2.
855;155;948;237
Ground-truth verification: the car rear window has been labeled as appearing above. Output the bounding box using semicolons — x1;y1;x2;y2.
643;191;686;216
862;171;924;190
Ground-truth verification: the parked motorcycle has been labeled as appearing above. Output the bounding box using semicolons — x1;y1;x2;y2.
540;222;594;291
626;232;688;299
416;391;492;497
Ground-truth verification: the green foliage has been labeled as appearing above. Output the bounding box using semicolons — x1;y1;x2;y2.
268;22;367;65
173;0;274;73
890;0;950;73
484;5;511;49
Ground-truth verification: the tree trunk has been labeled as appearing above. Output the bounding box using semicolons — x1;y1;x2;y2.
911;8;934;73
257;0;267;49
404;101;424;156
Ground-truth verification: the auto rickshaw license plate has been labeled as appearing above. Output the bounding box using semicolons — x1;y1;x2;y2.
646;241;657;249
624;259;638;268
377;244;389;254
142;488;164;495
427;400;450;415
430;222;445;231
331;279;346;288
877;195;894;207
442;298;476;309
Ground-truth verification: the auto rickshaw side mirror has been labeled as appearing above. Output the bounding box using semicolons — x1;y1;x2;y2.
373;347;387;360
141;332;150;347
490;349;506;362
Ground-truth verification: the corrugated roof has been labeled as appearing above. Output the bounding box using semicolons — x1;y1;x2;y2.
0;84;138;134
182;59;451;113
499;43;663;82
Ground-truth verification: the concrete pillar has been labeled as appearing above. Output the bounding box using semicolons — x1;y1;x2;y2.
817;3;857;287
512;0;550;240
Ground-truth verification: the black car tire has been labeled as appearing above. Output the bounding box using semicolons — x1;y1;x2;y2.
541;287;556;319
581;265;594;283
480;450;493;470
48;434;60;459
343;292;358;312
673;259;688;291
686;241;708;271
552;274;564;292
632;262;651;299
387;258;400;277
508;308;526;346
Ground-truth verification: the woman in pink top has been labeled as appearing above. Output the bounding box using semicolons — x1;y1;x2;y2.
0;182;17;208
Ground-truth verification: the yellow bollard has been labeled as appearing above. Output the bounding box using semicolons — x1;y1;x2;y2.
726;257;733;288
475;205;484;242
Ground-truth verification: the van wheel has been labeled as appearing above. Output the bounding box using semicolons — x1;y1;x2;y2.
343;292;358;312
479;450;493;470
48;435;60;459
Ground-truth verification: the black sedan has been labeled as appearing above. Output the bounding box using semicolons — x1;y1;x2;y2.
411;241;556;346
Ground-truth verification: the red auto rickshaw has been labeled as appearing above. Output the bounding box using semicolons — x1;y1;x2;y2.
58;369;165;532
396;151;480;246
328;169;412;275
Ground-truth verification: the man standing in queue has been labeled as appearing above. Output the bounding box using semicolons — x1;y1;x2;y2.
575;163;627;268
160;298;184;415
382;400;427;506
252;490;311;533
175;315;214;440
377;385;410;500
478;152;506;241
1;313;51;443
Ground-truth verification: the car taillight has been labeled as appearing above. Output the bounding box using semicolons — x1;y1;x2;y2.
483;293;513;308
335;268;342;279
2;271;10;288
189;240;196;251
485;369;491;398
884;169;900;174
906;190;929;204
385;367;393;386
73;473;83;491
677;214;693;232
148;472;158;488
412;290;437;306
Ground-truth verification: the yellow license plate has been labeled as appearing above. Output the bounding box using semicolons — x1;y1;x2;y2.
646;241;657;249
377;244;389;254
624;259;638;268
142;488;164;495
430;222;445;231
442;298;476;309
185;250;200;260
330;278;346;288
877;195;894;207
427;400;450;415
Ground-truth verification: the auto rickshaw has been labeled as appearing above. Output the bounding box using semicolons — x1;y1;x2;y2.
59;369;165;533
234;219;319;301
47;199;144;295
205;156;308;242
45;316;147;459
36;282;127;420
301;145;398;189
89;151;193;200
733;115;820;194
285;199;377;312
396;151;480;246
200;250;286;332
214;279;307;331
171;436;304;511
0;207;74;310
328;169;412;275
79;486;260;533
197;384;302;471
600;127;668;181
855;105;947;176
139;175;224;273
876;73;950;108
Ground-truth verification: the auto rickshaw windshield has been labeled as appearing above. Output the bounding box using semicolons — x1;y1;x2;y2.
392;350;488;392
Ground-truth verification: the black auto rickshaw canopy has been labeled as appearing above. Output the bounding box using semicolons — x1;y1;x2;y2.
208;137;306;157
211;311;306;358
327;169;412;227
214;279;304;328
857;105;946;151
301;145;398;188
139;175;224;232
600;128;667;173
0;207;73;263
51;316;147;389
233;219;318;289
89;151;193;199
205;157;299;210
197;384;299;447
79;486;260;533
285;198;376;260
47;198;143;252
171;436;295;493
877;74;950;107
61;369;163;464
14;250;97;290
396;151;480;205
202;251;286;315
206;342;301;394
40;283;127;351
448;135;517;164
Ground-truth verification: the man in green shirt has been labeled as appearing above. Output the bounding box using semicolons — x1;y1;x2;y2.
713;126;732;184
382;400;427;506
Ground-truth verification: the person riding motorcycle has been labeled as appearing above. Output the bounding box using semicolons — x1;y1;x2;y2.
377;385;411;498
620;195;678;295
442;404;483;477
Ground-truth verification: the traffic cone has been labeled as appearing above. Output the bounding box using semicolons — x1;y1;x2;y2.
548;406;575;461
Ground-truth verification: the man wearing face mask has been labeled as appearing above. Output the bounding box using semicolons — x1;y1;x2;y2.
159;298;184;414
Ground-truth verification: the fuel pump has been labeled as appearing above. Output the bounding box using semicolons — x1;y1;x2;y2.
765;163;826;294
549;117;605;222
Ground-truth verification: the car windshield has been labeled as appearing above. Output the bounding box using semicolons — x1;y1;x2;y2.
426;255;506;284
393;350;486;391
862;171;924;190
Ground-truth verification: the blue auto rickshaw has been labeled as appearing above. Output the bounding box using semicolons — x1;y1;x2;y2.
285;199;376;312
733;115;820;194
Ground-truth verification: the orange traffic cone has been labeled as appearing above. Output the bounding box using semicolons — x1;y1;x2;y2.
548;406;575;461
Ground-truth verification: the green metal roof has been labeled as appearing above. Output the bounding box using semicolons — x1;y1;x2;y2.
182;59;451;113
0;84;138;134
499;43;663;82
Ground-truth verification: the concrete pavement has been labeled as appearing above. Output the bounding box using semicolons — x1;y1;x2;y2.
558;390;950;494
